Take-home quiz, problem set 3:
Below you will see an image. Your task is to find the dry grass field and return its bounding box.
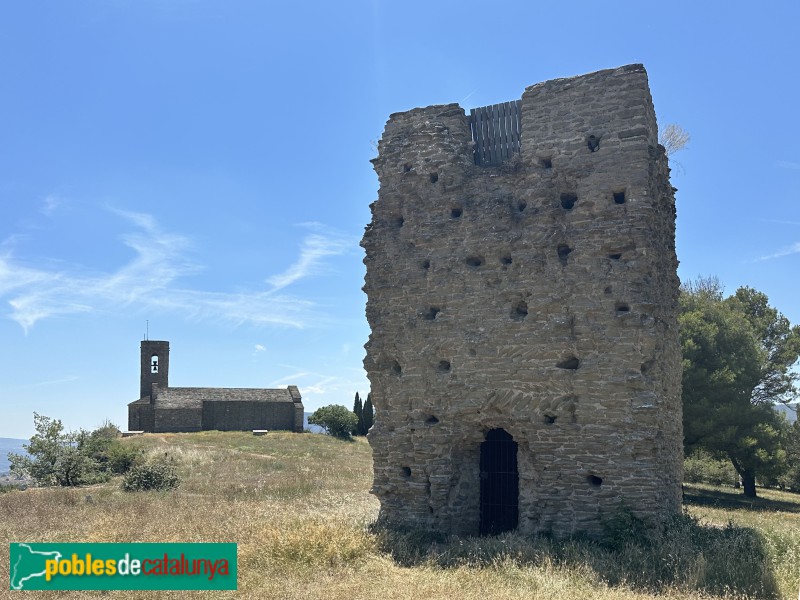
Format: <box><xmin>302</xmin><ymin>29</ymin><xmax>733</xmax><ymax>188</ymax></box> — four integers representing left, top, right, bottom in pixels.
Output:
<box><xmin>1</xmin><ymin>431</ymin><xmax>798</xmax><ymax>599</ymax></box>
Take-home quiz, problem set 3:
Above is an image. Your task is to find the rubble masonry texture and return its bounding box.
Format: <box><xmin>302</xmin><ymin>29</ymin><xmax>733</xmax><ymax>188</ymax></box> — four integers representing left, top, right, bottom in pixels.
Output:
<box><xmin>361</xmin><ymin>64</ymin><xmax>682</xmax><ymax>537</ymax></box>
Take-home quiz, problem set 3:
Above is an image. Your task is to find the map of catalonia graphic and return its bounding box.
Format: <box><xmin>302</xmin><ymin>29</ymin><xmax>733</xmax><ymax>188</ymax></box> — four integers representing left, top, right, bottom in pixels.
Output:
<box><xmin>10</xmin><ymin>544</ymin><xmax>62</xmax><ymax>590</ymax></box>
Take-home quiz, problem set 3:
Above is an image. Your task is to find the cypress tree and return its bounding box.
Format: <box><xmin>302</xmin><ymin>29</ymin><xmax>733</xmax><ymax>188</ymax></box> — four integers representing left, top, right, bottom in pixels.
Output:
<box><xmin>353</xmin><ymin>392</ymin><xmax>364</xmax><ymax>435</ymax></box>
<box><xmin>363</xmin><ymin>393</ymin><xmax>374</xmax><ymax>433</ymax></box>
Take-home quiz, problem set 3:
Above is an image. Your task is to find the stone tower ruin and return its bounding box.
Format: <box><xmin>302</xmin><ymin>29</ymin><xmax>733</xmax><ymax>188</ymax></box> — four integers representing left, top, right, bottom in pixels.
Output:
<box><xmin>361</xmin><ymin>64</ymin><xmax>682</xmax><ymax>537</ymax></box>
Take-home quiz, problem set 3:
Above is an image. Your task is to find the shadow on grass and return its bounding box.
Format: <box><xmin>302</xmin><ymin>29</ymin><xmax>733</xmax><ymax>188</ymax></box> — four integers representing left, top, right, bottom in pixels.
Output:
<box><xmin>683</xmin><ymin>483</ymin><xmax>800</xmax><ymax>513</ymax></box>
<box><xmin>374</xmin><ymin>508</ymin><xmax>781</xmax><ymax>599</ymax></box>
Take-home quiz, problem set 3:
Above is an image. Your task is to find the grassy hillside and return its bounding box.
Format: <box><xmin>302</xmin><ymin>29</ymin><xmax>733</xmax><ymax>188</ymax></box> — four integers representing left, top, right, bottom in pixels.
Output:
<box><xmin>1</xmin><ymin>431</ymin><xmax>798</xmax><ymax>599</ymax></box>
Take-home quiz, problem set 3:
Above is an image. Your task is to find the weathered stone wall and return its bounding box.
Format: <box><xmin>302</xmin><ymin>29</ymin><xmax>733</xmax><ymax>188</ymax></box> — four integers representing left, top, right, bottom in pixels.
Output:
<box><xmin>127</xmin><ymin>401</ymin><xmax>154</xmax><ymax>431</ymax></box>
<box><xmin>362</xmin><ymin>64</ymin><xmax>682</xmax><ymax>537</ymax></box>
<box><xmin>200</xmin><ymin>400</ymin><xmax>296</xmax><ymax>431</ymax></box>
<box><xmin>154</xmin><ymin>407</ymin><xmax>202</xmax><ymax>433</ymax></box>
<box><xmin>288</xmin><ymin>385</ymin><xmax>305</xmax><ymax>433</ymax></box>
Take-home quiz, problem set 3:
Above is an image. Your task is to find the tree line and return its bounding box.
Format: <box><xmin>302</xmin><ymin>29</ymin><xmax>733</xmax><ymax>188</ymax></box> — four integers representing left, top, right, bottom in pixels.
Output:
<box><xmin>680</xmin><ymin>278</ymin><xmax>800</xmax><ymax>497</ymax></box>
<box><xmin>352</xmin><ymin>392</ymin><xmax>374</xmax><ymax>436</ymax></box>
<box><xmin>307</xmin><ymin>393</ymin><xmax>373</xmax><ymax>441</ymax></box>
<box><xmin>7</xmin><ymin>414</ymin><xmax>180</xmax><ymax>491</ymax></box>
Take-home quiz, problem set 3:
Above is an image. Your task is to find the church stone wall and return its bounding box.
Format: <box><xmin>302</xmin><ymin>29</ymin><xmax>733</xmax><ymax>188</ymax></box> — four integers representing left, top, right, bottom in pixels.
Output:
<box><xmin>201</xmin><ymin>400</ymin><xmax>296</xmax><ymax>431</ymax></box>
<box><xmin>127</xmin><ymin>402</ymin><xmax>154</xmax><ymax>432</ymax></box>
<box><xmin>361</xmin><ymin>64</ymin><xmax>682</xmax><ymax>537</ymax></box>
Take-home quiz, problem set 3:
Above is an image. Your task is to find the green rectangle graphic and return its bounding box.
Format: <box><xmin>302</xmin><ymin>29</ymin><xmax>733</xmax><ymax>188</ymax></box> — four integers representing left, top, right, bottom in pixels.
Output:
<box><xmin>9</xmin><ymin>543</ymin><xmax>237</xmax><ymax>590</ymax></box>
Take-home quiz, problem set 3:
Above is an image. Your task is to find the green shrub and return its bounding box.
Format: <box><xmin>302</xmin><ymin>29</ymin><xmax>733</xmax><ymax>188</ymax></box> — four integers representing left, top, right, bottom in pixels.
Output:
<box><xmin>91</xmin><ymin>419</ymin><xmax>121</xmax><ymax>440</ymax></box>
<box><xmin>121</xmin><ymin>460</ymin><xmax>180</xmax><ymax>492</ymax></box>
<box><xmin>106</xmin><ymin>442</ymin><xmax>141</xmax><ymax>475</ymax></box>
<box><xmin>0</xmin><ymin>482</ymin><xmax>26</xmax><ymax>493</ymax></box>
<box><xmin>601</xmin><ymin>503</ymin><xmax>653</xmax><ymax>551</ymax></box>
<box><xmin>9</xmin><ymin>413</ymin><xmax>98</xmax><ymax>486</ymax></box>
<box><xmin>308</xmin><ymin>405</ymin><xmax>358</xmax><ymax>441</ymax></box>
<box><xmin>684</xmin><ymin>450</ymin><xmax>738</xmax><ymax>486</ymax></box>
<box><xmin>80</xmin><ymin>426</ymin><xmax>141</xmax><ymax>478</ymax></box>
<box><xmin>9</xmin><ymin>414</ymin><xmax>142</xmax><ymax>487</ymax></box>
<box><xmin>779</xmin><ymin>419</ymin><xmax>800</xmax><ymax>491</ymax></box>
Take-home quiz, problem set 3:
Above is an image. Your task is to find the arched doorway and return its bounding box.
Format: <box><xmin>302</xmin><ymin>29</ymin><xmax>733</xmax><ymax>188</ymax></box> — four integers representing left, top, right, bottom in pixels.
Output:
<box><xmin>479</xmin><ymin>428</ymin><xmax>519</xmax><ymax>535</ymax></box>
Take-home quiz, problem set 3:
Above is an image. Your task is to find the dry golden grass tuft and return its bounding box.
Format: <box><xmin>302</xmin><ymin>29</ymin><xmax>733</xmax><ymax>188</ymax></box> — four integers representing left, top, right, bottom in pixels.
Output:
<box><xmin>1</xmin><ymin>432</ymin><xmax>798</xmax><ymax>599</ymax></box>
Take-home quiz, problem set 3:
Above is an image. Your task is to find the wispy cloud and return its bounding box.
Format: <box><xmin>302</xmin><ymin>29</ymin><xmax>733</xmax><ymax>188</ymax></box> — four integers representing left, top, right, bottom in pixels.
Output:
<box><xmin>267</xmin><ymin>223</ymin><xmax>352</xmax><ymax>290</ymax></box>
<box><xmin>0</xmin><ymin>209</ymin><xmax>351</xmax><ymax>332</ymax></box>
<box><xmin>15</xmin><ymin>375</ymin><xmax>80</xmax><ymax>389</ymax></box>
<box><xmin>269</xmin><ymin>370</ymin><xmax>313</xmax><ymax>386</ymax></box>
<box><xmin>40</xmin><ymin>194</ymin><xmax>63</xmax><ymax>217</ymax></box>
<box><xmin>269</xmin><ymin>368</ymin><xmax>363</xmax><ymax>398</ymax></box>
<box><xmin>266</xmin><ymin>361</ymin><xmax>370</xmax><ymax>412</ymax></box>
<box><xmin>300</xmin><ymin>377</ymin><xmax>342</xmax><ymax>395</ymax></box>
<box><xmin>777</xmin><ymin>160</ymin><xmax>800</xmax><ymax>170</ymax></box>
<box><xmin>0</xmin><ymin>256</ymin><xmax>52</xmax><ymax>296</ymax></box>
<box><xmin>753</xmin><ymin>241</ymin><xmax>800</xmax><ymax>262</ymax></box>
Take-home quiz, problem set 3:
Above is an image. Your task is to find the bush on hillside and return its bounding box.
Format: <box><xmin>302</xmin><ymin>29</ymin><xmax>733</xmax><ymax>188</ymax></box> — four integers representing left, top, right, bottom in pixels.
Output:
<box><xmin>683</xmin><ymin>450</ymin><xmax>738</xmax><ymax>487</ymax></box>
<box><xmin>121</xmin><ymin>459</ymin><xmax>180</xmax><ymax>492</ymax></box>
<box><xmin>9</xmin><ymin>414</ymin><xmax>140</xmax><ymax>486</ymax></box>
<box><xmin>9</xmin><ymin>414</ymin><xmax>96</xmax><ymax>486</ymax></box>
<box><xmin>309</xmin><ymin>405</ymin><xmax>358</xmax><ymax>441</ymax></box>
<box><xmin>80</xmin><ymin>423</ymin><xmax>142</xmax><ymax>478</ymax></box>
<box><xmin>105</xmin><ymin>442</ymin><xmax>141</xmax><ymax>475</ymax></box>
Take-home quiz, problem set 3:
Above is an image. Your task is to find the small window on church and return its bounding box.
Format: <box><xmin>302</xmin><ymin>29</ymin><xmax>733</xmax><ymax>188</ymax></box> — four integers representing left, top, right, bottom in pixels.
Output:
<box><xmin>151</xmin><ymin>355</ymin><xmax>159</xmax><ymax>374</ymax></box>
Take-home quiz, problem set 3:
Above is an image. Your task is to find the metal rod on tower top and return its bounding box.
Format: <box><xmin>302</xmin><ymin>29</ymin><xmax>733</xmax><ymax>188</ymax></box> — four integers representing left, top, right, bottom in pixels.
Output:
<box><xmin>146</xmin><ymin>320</ymin><xmax>149</xmax><ymax>341</ymax></box>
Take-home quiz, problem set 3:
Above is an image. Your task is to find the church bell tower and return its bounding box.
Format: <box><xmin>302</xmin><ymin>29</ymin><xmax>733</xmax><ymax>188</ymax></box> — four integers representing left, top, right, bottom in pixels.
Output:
<box><xmin>140</xmin><ymin>340</ymin><xmax>169</xmax><ymax>400</ymax></box>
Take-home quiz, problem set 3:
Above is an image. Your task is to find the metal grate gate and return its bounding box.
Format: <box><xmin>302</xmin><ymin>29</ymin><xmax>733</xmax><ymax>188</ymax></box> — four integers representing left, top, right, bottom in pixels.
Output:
<box><xmin>468</xmin><ymin>100</ymin><xmax>522</xmax><ymax>166</ymax></box>
<box><xmin>479</xmin><ymin>428</ymin><xmax>519</xmax><ymax>535</ymax></box>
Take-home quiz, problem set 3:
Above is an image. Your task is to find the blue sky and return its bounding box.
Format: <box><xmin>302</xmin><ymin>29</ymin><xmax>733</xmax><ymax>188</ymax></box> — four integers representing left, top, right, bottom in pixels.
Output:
<box><xmin>1</xmin><ymin>1</ymin><xmax>798</xmax><ymax>438</ymax></box>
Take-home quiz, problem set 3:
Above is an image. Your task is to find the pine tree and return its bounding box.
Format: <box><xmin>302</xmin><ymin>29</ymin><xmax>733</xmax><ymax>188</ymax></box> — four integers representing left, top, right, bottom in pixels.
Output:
<box><xmin>352</xmin><ymin>392</ymin><xmax>364</xmax><ymax>435</ymax></box>
<box><xmin>681</xmin><ymin>279</ymin><xmax>800</xmax><ymax>497</ymax></box>
<box><xmin>363</xmin><ymin>393</ymin><xmax>374</xmax><ymax>434</ymax></box>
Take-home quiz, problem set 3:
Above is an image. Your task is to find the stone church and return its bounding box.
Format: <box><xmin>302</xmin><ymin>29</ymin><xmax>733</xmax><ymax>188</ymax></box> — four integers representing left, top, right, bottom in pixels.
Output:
<box><xmin>362</xmin><ymin>64</ymin><xmax>682</xmax><ymax>537</ymax></box>
<box><xmin>128</xmin><ymin>340</ymin><xmax>304</xmax><ymax>433</ymax></box>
